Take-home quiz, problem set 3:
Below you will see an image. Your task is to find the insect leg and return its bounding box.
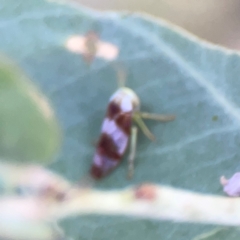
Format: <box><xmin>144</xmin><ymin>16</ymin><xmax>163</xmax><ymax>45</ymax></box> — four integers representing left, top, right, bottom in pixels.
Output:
<box><xmin>127</xmin><ymin>126</ymin><xmax>138</xmax><ymax>179</ymax></box>
<box><xmin>133</xmin><ymin>113</ymin><xmax>155</xmax><ymax>141</ymax></box>
<box><xmin>138</xmin><ymin>112</ymin><xmax>175</xmax><ymax>122</ymax></box>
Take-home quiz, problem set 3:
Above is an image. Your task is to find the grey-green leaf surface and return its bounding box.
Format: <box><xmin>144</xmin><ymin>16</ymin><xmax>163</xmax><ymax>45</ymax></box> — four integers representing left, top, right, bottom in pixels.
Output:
<box><xmin>1</xmin><ymin>0</ymin><xmax>240</xmax><ymax>239</ymax></box>
<box><xmin>0</xmin><ymin>57</ymin><xmax>60</xmax><ymax>164</ymax></box>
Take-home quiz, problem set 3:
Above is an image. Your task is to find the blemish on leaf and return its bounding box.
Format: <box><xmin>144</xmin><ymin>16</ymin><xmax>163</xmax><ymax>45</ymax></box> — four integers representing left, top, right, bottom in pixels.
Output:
<box><xmin>65</xmin><ymin>33</ymin><xmax>119</xmax><ymax>62</ymax></box>
<box><xmin>134</xmin><ymin>184</ymin><xmax>157</xmax><ymax>201</ymax></box>
<box><xmin>212</xmin><ymin>115</ymin><xmax>218</xmax><ymax>121</ymax></box>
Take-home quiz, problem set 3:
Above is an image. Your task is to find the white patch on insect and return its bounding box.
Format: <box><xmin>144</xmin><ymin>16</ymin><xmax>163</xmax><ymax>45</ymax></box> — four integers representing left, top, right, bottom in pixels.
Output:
<box><xmin>102</xmin><ymin>118</ymin><xmax>117</xmax><ymax>134</ymax></box>
<box><xmin>113</xmin><ymin>129</ymin><xmax>128</xmax><ymax>154</ymax></box>
<box><xmin>109</xmin><ymin>87</ymin><xmax>140</xmax><ymax>112</ymax></box>
<box><xmin>93</xmin><ymin>154</ymin><xmax>102</xmax><ymax>166</ymax></box>
<box><xmin>101</xmin><ymin>156</ymin><xmax>119</xmax><ymax>173</ymax></box>
<box><xmin>120</xmin><ymin>97</ymin><xmax>133</xmax><ymax>112</ymax></box>
<box><xmin>102</xmin><ymin>118</ymin><xmax>128</xmax><ymax>154</ymax></box>
<box><xmin>93</xmin><ymin>154</ymin><xmax>119</xmax><ymax>172</ymax></box>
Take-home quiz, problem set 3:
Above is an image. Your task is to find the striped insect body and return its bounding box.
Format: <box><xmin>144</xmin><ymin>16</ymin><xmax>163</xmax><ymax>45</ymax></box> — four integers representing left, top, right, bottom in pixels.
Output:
<box><xmin>90</xmin><ymin>82</ymin><xmax>175</xmax><ymax>180</ymax></box>
<box><xmin>91</xmin><ymin>87</ymin><xmax>140</xmax><ymax>179</ymax></box>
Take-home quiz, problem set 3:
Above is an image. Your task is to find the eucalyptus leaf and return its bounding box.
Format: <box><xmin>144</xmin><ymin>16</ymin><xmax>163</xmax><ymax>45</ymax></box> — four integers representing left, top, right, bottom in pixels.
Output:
<box><xmin>0</xmin><ymin>0</ymin><xmax>240</xmax><ymax>239</ymax></box>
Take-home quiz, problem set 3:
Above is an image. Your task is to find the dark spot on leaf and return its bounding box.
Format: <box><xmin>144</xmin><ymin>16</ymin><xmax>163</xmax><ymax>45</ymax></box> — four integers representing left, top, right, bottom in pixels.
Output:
<box><xmin>212</xmin><ymin>115</ymin><xmax>218</xmax><ymax>121</ymax></box>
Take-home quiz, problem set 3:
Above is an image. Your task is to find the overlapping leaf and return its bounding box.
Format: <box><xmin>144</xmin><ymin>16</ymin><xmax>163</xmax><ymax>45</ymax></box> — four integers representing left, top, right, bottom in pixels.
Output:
<box><xmin>0</xmin><ymin>57</ymin><xmax>60</xmax><ymax>163</ymax></box>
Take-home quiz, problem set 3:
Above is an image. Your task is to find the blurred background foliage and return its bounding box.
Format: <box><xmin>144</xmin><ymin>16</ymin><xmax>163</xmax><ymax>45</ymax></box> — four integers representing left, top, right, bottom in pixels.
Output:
<box><xmin>73</xmin><ymin>0</ymin><xmax>240</xmax><ymax>50</ymax></box>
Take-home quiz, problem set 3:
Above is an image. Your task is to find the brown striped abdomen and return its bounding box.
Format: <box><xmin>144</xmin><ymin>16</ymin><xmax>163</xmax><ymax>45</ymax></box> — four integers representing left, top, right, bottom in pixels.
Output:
<box><xmin>90</xmin><ymin>87</ymin><xmax>139</xmax><ymax>179</ymax></box>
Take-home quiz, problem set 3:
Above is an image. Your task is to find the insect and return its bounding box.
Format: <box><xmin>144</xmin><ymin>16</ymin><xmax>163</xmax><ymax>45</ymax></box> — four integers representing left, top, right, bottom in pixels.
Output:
<box><xmin>90</xmin><ymin>69</ymin><xmax>175</xmax><ymax>179</ymax></box>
